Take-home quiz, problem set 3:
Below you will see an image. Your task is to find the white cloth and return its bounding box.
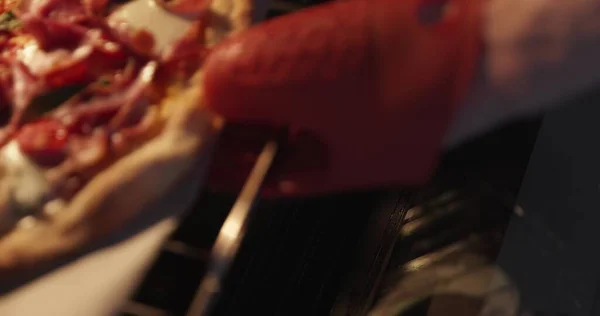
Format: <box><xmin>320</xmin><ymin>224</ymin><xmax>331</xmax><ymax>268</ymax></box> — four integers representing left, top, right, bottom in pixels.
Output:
<box><xmin>445</xmin><ymin>0</ymin><xmax>600</xmax><ymax>147</ymax></box>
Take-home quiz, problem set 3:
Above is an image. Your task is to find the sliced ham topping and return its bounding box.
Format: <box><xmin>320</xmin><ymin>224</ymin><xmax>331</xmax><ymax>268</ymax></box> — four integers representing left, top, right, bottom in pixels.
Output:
<box><xmin>0</xmin><ymin>58</ymin><xmax>11</xmax><ymax>107</ymax></box>
<box><xmin>16</xmin><ymin>60</ymin><xmax>156</xmax><ymax>169</ymax></box>
<box><xmin>10</xmin><ymin>60</ymin><xmax>41</xmax><ymax>113</ymax></box>
<box><xmin>17</xmin><ymin>0</ymin><xmax>87</xmax><ymax>23</ymax></box>
<box><xmin>82</xmin><ymin>0</ymin><xmax>108</xmax><ymax>15</ymax></box>
<box><xmin>53</xmin><ymin>61</ymin><xmax>157</xmax><ymax>129</ymax></box>
<box><xmin>19</xmin><ymin>16</ymin><xmax>87</xmax><ymax>50</ymax></box>
<box><xmin>156</xmin><ymin>0</ymin><xmax>211</xmax><ymax>17</ymax></box>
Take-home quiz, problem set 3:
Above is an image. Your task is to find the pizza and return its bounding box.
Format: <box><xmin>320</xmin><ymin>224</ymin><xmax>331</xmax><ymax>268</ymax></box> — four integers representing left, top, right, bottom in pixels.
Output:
<box><xmin>0</xmin><ymin>0</ymin><xmax>252</xmax><ymax>275</ymax></box>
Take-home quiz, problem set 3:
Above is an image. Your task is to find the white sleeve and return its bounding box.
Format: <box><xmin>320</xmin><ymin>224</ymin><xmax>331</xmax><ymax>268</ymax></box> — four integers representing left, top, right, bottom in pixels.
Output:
<box><xmin>445</xmin><ymin>0</ymin><xmax>600</xmax><ymax>147</ymax></box>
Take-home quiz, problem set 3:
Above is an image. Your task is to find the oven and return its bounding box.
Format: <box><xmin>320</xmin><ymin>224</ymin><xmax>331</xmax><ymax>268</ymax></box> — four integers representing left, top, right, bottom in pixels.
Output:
<box><xmin>120</xmin><ymin>1</ymin><xmax>546</xmax><ymax>315</ymax></box>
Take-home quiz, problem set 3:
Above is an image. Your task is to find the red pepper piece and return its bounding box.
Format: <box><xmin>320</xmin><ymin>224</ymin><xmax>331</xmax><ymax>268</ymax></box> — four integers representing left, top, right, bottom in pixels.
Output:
<box><xmin>16</xmin><ymin>119</ymin><xmax>69</xmax><ymax>166</ymax></box>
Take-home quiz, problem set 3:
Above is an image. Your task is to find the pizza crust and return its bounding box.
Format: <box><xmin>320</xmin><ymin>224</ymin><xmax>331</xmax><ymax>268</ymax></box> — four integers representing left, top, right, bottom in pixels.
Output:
<box><xmin>0</xmin><ymin>0</ymin><xmax>253</xmax><ymax>277</ymax></box>
<box><xmin>206</xmin><ymin>0</ymin><xmax>253</xmax><ymax>46</ymax></box>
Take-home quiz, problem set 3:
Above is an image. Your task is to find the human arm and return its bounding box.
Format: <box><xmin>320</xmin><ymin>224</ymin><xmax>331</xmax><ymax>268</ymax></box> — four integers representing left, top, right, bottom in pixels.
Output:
<box><xmin>204</xmin><ymin>0</ymin><xmax>600</xmax><ymax>196</ymax></box>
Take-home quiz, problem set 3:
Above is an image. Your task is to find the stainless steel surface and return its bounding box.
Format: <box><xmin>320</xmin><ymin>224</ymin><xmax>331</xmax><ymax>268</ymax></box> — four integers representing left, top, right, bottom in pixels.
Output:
<box><xmin>186</xmin><ymin>141</ymin><xmax>278</xmax><ymax>316</ymax></box>
<box><xmin>494</xmin><ymin>92</ymin><xmax>600</xmax><ymax>316</ymax></box>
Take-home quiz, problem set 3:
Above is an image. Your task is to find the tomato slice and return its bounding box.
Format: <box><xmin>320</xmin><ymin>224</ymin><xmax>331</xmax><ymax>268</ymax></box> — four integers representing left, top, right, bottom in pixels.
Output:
<box><xmin>16</xmin><ymin>119</ymin><xmax>69</xmax><ymax>166</ymax></box>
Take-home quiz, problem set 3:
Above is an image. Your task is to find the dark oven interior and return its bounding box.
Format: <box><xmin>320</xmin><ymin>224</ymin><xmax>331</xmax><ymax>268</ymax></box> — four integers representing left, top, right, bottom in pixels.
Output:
<box><xmin>121</xmin><ymin>1</ymin><xmax>545</xmax><ymax>315</ymax></box>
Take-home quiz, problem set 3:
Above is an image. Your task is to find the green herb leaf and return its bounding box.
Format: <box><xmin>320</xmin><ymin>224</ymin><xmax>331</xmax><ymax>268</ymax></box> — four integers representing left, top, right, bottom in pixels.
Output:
<box><xmin>99</xmin><ymin>78</ymin><xmax>111</xmax><ymax>86</ymax></box>
<box><xmin>0</xmin><ymin>11</ymin><xmax>20</xmax><ymax>31</ymax></box>
<box><xmin>23</xmin><ymin>84</ymin><xmax>86</xmax><ymax>122</ymax></box>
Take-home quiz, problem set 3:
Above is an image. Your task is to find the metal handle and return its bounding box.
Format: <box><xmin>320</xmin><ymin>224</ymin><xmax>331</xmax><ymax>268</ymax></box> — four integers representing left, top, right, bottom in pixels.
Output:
<box><xmin>186</xmin><ymin>141</ymin><xmax>278</xmax><ymax>316</ymax></box>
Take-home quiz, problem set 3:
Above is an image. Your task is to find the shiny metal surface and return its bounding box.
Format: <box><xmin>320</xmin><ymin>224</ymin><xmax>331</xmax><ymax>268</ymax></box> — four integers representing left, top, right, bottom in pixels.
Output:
<box><xmin>186</xmin><ymin>141</ymin><xmax>278</xmax><ymax>316</ymax></box>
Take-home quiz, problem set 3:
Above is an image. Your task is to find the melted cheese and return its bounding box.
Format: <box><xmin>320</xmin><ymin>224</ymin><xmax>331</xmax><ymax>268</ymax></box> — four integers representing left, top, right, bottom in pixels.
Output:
<box><xmin>108</xmin><ymin>0</ymin><xmax>195</xmax><ymax>56</ymax></box>
<box><xmin>1</xmin><ymin>141</ymin><xmax>51</xmax><ymax>212</ymax></box>
<box><xmin>16</xmin><ymin>40</ymin><xmax>92</xmax><ymax>76</ymax></box>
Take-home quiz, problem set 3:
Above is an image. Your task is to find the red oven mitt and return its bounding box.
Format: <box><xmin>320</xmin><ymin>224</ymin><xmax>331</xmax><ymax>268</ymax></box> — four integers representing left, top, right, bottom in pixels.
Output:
<box><xmin>203</xmin><ymin>0</ymin><xmax>483</xmax><ymax>197</ymax></box>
